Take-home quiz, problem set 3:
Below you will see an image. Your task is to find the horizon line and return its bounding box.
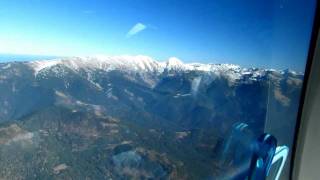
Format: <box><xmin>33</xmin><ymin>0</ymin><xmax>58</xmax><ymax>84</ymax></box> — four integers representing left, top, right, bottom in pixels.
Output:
<box><xmin>0</xmin><ymin>53</ymin><xmax>304</xmax><ymax>73</ymax></box>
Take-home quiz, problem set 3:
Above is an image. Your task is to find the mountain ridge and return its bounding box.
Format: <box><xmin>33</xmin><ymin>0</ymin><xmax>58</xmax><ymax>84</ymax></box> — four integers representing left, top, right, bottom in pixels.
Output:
<box><xmin>21</xmin><ymin>55</ymin><xmax>302</xmax><ymax>83</ymax></box>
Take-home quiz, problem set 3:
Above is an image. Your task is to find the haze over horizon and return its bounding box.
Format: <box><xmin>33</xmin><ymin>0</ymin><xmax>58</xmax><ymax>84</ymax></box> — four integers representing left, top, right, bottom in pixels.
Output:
<box><xmin>0</xmin><ymin>0</ymin><xmax>317</xmax><ymax>71</ymax></box>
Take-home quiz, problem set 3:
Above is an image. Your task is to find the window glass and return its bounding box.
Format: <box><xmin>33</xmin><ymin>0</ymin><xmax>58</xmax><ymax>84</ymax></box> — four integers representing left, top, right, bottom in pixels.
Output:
<box><xmin>0</xmin><ymin>0</ymin><xmax>316</xmax><ymax>179</ymax></box>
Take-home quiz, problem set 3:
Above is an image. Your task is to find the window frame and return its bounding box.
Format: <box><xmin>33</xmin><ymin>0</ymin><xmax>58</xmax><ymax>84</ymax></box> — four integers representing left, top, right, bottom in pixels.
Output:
<box><xmin>290</xmin><ymin>1</ymin><xmax>320</xmax><ymax>179</ymax></box>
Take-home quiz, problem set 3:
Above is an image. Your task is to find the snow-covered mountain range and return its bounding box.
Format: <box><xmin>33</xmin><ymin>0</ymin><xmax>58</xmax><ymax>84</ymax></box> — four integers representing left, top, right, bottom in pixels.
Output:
<box><xmin>25</xmin><ymin>55</ymin><xmax>301</xmax><ymax>83</ymax></box>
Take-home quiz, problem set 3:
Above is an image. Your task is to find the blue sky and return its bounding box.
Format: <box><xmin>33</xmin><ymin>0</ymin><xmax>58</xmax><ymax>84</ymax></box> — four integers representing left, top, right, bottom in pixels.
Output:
<box><xmin>0</xmin><ymin>0</ymin><xmax>316</xmax><ymax>71</ymax></box>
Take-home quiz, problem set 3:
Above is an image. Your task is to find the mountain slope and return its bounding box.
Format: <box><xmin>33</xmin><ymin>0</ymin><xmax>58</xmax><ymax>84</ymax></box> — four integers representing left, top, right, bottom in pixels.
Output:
<box><xmin>0</xmin><ymin>56</ymin><xmax>303</xmax><ymax>179</ymax></box>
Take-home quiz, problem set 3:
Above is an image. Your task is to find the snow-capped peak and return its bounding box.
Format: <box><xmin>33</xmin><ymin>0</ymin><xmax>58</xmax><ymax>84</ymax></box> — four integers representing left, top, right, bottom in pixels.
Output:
<box><xmin>166</xmin><ymin>57</ymin><xmax>183</xmax><ymax>66</ymax></box>
<box><xmin>164</xmin><ymin>57</ymin><xmax>194</xmax><ymax>71</ymax></box>
<box><xmin>28</xmin><ymin>59</ymin><xmax>62</xmax><ymax>75</ymax></box>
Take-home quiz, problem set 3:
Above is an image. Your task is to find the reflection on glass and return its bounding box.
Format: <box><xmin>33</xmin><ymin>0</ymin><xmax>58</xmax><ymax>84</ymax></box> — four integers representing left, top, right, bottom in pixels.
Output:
<box><xmin>0</xmin><ymin>0</ymin><xmax>316</xmax><ymax>179</ymax></box>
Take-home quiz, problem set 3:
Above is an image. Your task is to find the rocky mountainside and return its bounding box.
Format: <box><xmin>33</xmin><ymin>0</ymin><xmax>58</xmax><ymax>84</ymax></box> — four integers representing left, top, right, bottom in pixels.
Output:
<box><xmin>0</xmin><ymin>56</ymin><xmax>303</xmax><ymax>179</ymax></box>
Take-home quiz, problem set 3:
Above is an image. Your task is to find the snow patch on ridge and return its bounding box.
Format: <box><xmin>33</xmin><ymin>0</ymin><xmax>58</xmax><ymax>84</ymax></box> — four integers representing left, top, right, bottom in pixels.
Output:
<box><xmin>191</xmin><ymin>77</ymin><xmax>202</xmax><ymax>96</ymax></box>
<box><xmin>28</xmin><ymin>59</ymin><xmax>61</xmax><ymax>75</ymax></box>
<box><xmin>2</xmin><ymin>63</ymin><xmax>11</xmax><ymax>70</ymax></box>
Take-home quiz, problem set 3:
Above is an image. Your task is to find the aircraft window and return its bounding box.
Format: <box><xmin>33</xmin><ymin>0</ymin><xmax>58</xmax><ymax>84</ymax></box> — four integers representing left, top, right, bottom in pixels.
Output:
<box><xmin>0</xmin><ymin>0</ymin><xmax>317</xmax><ymax>179</ymax></box>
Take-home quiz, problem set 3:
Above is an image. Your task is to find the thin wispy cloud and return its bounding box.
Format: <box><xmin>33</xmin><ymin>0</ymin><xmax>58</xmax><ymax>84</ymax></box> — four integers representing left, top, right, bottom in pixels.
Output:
<box><xmin>82</xmin><ymin>10</ymin><xmax>95</xmax><ymax>14</ymax></box>
<box><xmin>126</xmin><ymin>23</ymin><xmax>147</xmax><ymax>38</ymax></box>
